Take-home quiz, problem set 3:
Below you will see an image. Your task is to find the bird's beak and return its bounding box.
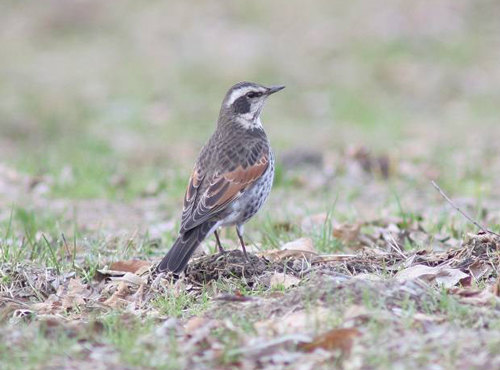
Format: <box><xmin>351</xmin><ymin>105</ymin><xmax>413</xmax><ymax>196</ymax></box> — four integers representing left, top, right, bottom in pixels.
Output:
<box><xmin>266</xmin><ymin>85</ymin><xmax>286</xmax><ymax>95</ymax></box>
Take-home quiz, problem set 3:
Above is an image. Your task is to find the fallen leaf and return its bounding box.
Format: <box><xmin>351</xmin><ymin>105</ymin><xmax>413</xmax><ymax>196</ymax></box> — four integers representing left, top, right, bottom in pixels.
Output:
<box><xmin>298</xmin><ymin>328</ymin><xmax>361</xmax><ymax>355</ymax></box>
<box><xmin>29</xmin><ymin>295</ymin><xmax>58</xmax><ymax>314</ymax></box>
<box><xmin>468</xmin><ymin>261</ymin><xmax>492</xmax><ymax>281</ymax></box>
<box><xmin>66</xmin><ymin>277</ymin><xmax>88</xmax><ymax>294</ymax></box>
<box><xmin>435</xmin><ymin>269</ymin><xmax>469</xmax><ymax>288</ymax></box>
<box><xmin>396</xmin><ymin>264</ymin><xmax>468</xmax><ymax>288</ymax></box>
<box><xmin>333</xmin><ymin>223</ymin><xmax>361</xmax><ymax>245</ymax></box>
<box><xmin>30</xmin><ymin>278</ymin><xmax>90</xmax><ymax>315</ymax></box>
<box><xmin>262</xmin><ymin>238</ymin><xmax>317</xmax><ymax>261</ymax></box>
<box><xmin>111</xmin><ymin>272</ymin><xmax>145</xmax><ymax>286</ymax></box>
<box><xmin>61</xmin><ymin>278</ymin><xmax>89</xmax><ymax>310</ymax></box>
<box><xmin>270</xmin><ymin>272</ymin><xmax>301</xmax><ymax>289</ymax></box>
<box><xmin>109</xmin><ymin>260</ymin><xmax>151</xmax><ymax>274</ymax></box>
<box><xmin>103</xmin><ymin>282</ymin><xmax>132</xmax><ymax>309</ymax></box>
<box><xmin>282</xmin><ymin>237</ymin><xmax>316</xmax><ymax>254</ymax></box>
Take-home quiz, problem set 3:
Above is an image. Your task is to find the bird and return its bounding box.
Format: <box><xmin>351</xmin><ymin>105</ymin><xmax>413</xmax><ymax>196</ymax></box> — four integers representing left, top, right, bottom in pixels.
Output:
<box><xmin>157</xmin><ymin>81</ymin><xmax>285</xmax><ymax>274</ymax></box>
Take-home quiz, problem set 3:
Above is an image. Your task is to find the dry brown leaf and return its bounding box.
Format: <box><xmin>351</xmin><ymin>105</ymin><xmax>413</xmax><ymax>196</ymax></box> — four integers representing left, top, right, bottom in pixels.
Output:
<box><xmin>30</xmin><ymin>295</ymin><xmax>61</xmax><ymax>314</ymax></box>
<box><xmin>66</xmin><ymin>278</ymin><xmax>88</xmax><ymax>295</ymax></box>
<box><xmin>282</xmin><ymin>237</ymin><xmax>316</xmax><ymax>254</ymax></box>
<box><xmin>262</xmin><ymin>237</ymin><xmax>317</xmax><ymax>261</ymax></box>
<box><xmin>103</xmin><ymin>282</ymin><xmax>132</xmax><ymax>309</ymax></box>
<box><xmin>30</xmin><ymin>278</ymin><xmax>90</xmax><ymax>314</ymax></box>
<box><xmin>333</xmin><ymin>223</ymin><xmax>362</xmax><ymax>245</ymax></box>
<box><xmin>61</xmin><ymin>278</ymin><xmax>89</xmax><ymax>310</ymax></box>
<box><xmin>109</xmin><ymin>260</ymin><xmax>151</xmax><ymax>274</ymax></box>
<box><xmin>269</xmin><ymin>272</ymin><xmax>301</xmax><ymax>289</ymax></box>
<box><xmin>468</xmin><ymin>261</ymin><xmax>492</xmax><ymax>281</ymax></box>
<box><xmin>298</xmin><ymin>328</ymin><xmax>361</xmax><ymax>355</ymax></box>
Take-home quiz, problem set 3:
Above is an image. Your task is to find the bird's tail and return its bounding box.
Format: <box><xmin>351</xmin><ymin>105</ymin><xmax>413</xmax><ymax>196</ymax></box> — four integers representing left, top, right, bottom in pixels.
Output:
<box><xmin>157</xmin><ymin>221</ymin><xmax>216</xmax><ymax>274</ymax></box>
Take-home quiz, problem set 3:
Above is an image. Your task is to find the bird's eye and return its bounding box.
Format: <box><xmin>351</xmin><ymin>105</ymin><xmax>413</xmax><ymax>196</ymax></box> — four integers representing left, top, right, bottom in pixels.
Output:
<box><xmin>247</xmin><ymin>92</ymin><xmax>258</xmax><ymax>98</ymax></box>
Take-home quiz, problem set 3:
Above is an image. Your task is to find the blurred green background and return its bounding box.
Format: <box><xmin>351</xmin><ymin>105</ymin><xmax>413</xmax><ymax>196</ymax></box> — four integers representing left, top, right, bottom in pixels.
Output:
<box><xmin>1</xmin><ymin>0</ymin><xmax>500</xmax><ymax>201</ymax></box>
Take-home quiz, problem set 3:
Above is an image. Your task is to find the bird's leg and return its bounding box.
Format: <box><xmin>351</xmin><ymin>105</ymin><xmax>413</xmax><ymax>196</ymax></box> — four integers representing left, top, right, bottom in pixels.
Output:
<box><xmin>236</xmin><ymin>225</ymin><xmax>251</xmax><ymax>262</ymax></box>
<box><xmin>214</xmin><ymin>230</ymin><xmax>225</xmax><ymax>254</ymax></box>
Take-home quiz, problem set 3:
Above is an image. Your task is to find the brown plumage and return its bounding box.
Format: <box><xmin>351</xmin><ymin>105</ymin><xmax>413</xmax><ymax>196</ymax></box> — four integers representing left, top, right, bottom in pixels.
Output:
<box><xmin>157</xmin><ymin>81</ymin><xmax>284</xmax><ymax>274</ymax></box>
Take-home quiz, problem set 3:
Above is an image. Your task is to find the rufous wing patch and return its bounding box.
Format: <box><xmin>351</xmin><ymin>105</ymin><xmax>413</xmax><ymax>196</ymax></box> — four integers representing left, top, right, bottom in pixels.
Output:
<box><xmin>180</xmin><ymin>151</ymin><xmax>269</xmax><ymax>231</ymax></box>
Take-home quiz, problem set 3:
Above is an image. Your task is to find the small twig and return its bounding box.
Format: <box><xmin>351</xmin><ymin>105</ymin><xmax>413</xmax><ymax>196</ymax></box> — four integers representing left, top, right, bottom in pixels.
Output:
<box><xmin>431</xmin><ymin>181</ymin><xmax>500</xmax><ymax>238</ymax></box>
<box><xmin>387</xmin><ymin>232</ymin><xmax>408</xmax><ymax>259</ymax></box>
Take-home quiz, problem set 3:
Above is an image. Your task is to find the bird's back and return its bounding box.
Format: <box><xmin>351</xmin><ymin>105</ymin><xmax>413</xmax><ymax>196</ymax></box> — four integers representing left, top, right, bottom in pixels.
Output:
<box><xmin>189</xmin><ymin>123</ymin><xmax>270</xmax><ymax>211</ymax></box>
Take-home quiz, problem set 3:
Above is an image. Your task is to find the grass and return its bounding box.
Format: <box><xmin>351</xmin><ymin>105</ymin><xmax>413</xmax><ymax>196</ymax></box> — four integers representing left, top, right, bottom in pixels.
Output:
<box><xmin>154</xmin><ymin>288</ymin><xmax>212</xmax><ymax>318</ymax></box>
<box><xmin>0</xmin><ymin>315</ymin><xmax>185</xmax><ymax>370</ymax></box>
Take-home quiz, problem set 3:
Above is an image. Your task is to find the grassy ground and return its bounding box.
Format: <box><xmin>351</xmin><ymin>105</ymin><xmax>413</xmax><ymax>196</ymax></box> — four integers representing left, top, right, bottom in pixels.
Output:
<box><xmin>1</xmin><ymin>1</ymin><xmax>500</xmax><ymax>369</ymax></box>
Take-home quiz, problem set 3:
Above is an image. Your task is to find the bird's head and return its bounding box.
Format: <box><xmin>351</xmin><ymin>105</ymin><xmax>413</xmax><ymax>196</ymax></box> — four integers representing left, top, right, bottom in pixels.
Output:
<box><xmin>220</xmin><ymin>81</ymin><xmax>285</xmax><ymax>128</ymax></box>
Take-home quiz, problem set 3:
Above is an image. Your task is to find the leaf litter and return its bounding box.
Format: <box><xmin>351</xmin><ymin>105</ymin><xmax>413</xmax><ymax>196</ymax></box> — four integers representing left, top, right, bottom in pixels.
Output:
<box><xmin>2</xmin><ymin>209</ymin><xmax>500</xmax><ymax>369</ymax></box>
<box><xmin>2</xmin><ymin>231</ymin><xmax>500</xmax><ymax>312</ymax></box>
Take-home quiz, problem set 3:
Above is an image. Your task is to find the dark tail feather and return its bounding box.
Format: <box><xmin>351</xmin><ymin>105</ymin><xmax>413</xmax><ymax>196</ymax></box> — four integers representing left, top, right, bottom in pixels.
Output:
<box><xmin>157</xmin><ymin>221</ymin><xmax>216</xmax><ymax>274</ymax></box>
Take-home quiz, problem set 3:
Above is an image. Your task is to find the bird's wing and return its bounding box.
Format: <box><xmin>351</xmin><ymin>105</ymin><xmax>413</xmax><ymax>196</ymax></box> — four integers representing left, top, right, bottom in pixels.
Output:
<box><xmin>180</xmin><ymin>146</ymin><xmax>269</xmax><ymax>232</ymax></box>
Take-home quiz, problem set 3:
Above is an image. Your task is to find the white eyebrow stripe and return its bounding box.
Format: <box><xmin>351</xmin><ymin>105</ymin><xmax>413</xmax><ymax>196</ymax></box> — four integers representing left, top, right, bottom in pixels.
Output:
<box><xmin>226</xmin><ymin>86</ymin><xmax>267</xmax><ymax>107</ymax></box>
<box><xmin>226</xmin><ymin>87</ymin><xmax>253</xmax><ymax>107</ymax></box>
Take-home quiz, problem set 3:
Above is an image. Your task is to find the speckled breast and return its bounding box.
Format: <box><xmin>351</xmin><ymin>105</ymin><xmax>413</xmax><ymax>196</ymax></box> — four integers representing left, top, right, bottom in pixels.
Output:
<box><xmin>222</xmin><ymin>151</ymin><xmax>275</xmax><ymax>226</ymax></box>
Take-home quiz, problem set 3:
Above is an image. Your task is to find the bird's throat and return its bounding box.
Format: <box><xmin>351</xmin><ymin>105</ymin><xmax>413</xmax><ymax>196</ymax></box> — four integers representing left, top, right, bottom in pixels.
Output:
<box><xmin>236</xmin><ymin>116</ymin><xmax>263</xmax><ymax>130</ymax></box>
